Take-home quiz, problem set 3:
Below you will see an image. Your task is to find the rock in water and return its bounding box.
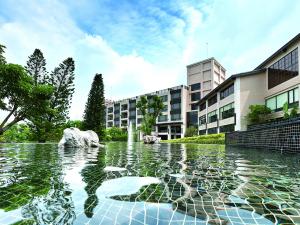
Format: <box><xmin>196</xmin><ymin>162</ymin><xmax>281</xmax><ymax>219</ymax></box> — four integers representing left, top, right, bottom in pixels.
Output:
<box><xmin>143</xmin><ymin>135</ymin><xmax>161</xmax><ymax>144</ymax></box>
<box><xmin>58</xmin><ymin>127</ymin><xmax>102</xmax><ymax>148</ymax></box>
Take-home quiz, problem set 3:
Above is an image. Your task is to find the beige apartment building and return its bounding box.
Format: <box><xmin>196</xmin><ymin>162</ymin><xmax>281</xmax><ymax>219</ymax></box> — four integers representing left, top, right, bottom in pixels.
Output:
<box><xmin>106</xmin><ymin>58</ymin><xmax>226</xmax><ymax>140</ymax></box>
<box><xmin>198</xmin><ymin>33</ymin><xmax>300</xmax><ymax>134</ymax></box>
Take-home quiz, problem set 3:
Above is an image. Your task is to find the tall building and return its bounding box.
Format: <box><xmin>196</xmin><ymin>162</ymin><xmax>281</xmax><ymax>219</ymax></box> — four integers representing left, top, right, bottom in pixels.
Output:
<box><xmin>106</xmin><ymin>58</ymin><xmax>225</xmax><ymax>140</ymax></box>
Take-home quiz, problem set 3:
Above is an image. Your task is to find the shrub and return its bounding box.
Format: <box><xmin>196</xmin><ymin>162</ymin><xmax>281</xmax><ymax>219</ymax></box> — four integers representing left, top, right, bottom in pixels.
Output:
<box><xmin>247</xmin><ymin>105</ymin><xmax>271</xmax><ymax>124</ymax></box>
<box><xmin>104</xmin><ymin>127</ymin><xmax>128</xmax><ymax>141</ymax></box>
<box><xmin>185</xmin><ymin>127</ymin><xmax>198</xmax><ymax>137</ymax></box>
<box><xmin>162</xmin><ymin>133</ymin><xmax>225</xmax><ymax>144</ymax></box>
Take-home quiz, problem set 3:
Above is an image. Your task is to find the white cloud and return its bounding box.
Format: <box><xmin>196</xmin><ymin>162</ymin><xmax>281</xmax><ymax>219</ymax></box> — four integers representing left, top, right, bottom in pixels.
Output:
<box><xmin>0</xmin><ymin>0</ymin><xmax>184</xmax><ymax>120</ymax></box>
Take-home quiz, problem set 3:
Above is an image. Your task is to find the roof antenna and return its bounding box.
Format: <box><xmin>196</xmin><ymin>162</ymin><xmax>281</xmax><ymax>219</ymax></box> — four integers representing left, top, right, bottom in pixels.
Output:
<box><xmin>206</xmin><ymin>42</ymin><xmax>209</xmax><ymax>58</ymax></box>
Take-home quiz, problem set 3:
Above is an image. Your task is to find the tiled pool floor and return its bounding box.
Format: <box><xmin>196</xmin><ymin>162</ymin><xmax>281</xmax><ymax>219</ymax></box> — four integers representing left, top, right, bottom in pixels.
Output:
<box><xmin>0</xmin><ymin>143</ymin><xmax>299</xmax><ymax>224</ymax></box>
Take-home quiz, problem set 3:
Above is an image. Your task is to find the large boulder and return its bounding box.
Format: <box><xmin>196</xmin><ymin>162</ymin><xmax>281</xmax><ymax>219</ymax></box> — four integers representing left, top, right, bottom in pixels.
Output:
<box><xmin>58</xmin><ymin>127</ymin><xmax>103</xmax><ymax>148</ymax></box>
<box><xmin>143</xmin><ymin>135</ymin><xmax>161</xmax><ymax>144</ymax></box>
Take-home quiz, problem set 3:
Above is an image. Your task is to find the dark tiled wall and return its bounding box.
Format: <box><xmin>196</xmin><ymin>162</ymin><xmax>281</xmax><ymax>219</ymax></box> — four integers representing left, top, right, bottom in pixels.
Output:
<box><xmin>226</xmin><ymin>120</ymin><xmax>300</xmax><ymax>153</ymax></box>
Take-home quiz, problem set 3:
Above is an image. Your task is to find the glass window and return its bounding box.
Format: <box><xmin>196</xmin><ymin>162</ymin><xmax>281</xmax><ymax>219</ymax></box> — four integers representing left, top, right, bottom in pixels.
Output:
<box><xmin>199</xmin><ymin>102</ymin><xmax>206</xmax><ymax>111</ymax></box>
<box><xmin>191</xmin><ymin>92</ymin><xmax>201</xmax><ymax>101</ymax></box>
<box><xmin>191</xmin><ymin>103</ymin><xmax>198</xmax><ymax>110</ymax></box>
<box><xmin>208</xmin><ymin>110</ymin><xmax>218</xmax><ymax>123</ymax></box>
<box><xmin>220</xmin><ymin>84</ymin><xmax>234</xmax><ymax>100</ymax></box>
<box><xmin>276</xmin><ymin>92</ymin><xmax>288</xmax><ymax>109</ymax></box>
<box><xmin>158</xmin><ymin>115</ymin><xmax>168</xmax><ymax>122</ymax></box>
<box><xmin>190</xmin><ymin>83</ymin><xmax>201</xmax><ymax>91</ymax></box>
<box><xmin>208</xmin><ymin>95</ymin><xmax>217</xmax><ymax>107</ymax></box>
<box><xmin>268</xmin><ymin>48</ymin><xmax>298</xmax><ymax>89</ymax></box>
<box><xmin>266</xmin><ymin>97</ymin><xmax>276</xmax><ymax>111</ymax></box>
<box><xmin>219</xmin><ymin>102</ymin><xmax>234</xmax><ymax>119</ymax></box>
<box><xmin>160</xmin><ymin>95</ymin><xmax>168</xmax><ymax>102</ymax></box>
<box><xmin>199</xmin><ymin>115</ymin><xmax>206</xmax><ymax>125</ymax></box>
<box><xmin>171</xmin><ymin>114</ymin><xmax>181</xmax><ymax>121</ymax></box>
<box><xmin>171</xmin><ymin>103</ymin><xmax>181</xmax><ymax>109</ymax></box>
<box><xmin>266</xmin><ymin>87</ymin><xmax>299</xmax><ymax>111</ymax></box>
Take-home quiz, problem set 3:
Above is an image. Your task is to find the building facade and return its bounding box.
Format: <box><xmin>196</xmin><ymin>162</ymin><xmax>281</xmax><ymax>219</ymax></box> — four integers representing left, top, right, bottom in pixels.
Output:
<box><xmin>198</xmin><ymin>33</ymin><xmax>300</xmax><ymax>134</ymax></box>
<box><xmin>106</xmin><ymin>58</ymin><xmax>225</xmax><ymax>140</ymax></box>
<box><xmin>106</xmin><ymin>33</ymin><xmax>300</xmax><ymax>138</ymax></box>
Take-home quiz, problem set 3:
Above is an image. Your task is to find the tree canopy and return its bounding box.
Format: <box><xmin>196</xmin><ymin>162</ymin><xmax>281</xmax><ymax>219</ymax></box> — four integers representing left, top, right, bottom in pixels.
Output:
<box><xmin>0</xmin><ymin>63</ymin><xmax>53</xmax><ymax>135</ymax></box>
<box><xmin>136</xmin><ymin>95</ymin><xmax>164</xmax><ymax>135</ymax></box>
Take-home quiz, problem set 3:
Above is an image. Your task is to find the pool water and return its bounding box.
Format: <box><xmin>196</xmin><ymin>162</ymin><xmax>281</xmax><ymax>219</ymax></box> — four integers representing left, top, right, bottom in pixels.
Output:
<box><xmin>0</xmin><ymin>142</ymin><xmax>299</xmax><ymax>225</ymax></box>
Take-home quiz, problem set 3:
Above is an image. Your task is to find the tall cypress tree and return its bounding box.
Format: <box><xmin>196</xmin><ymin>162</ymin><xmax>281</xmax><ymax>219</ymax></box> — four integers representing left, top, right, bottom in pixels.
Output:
<box><xmin>83</xmin><ymin>73</ymin><xmax>105</xmax><ymax>139</ymax></box>
<box><xmin>25</xmin><ymin>49</ymin><xmax>48</xmax><ymax>85</ymax></box>
<box><xmin>0</xmin><ymin>44</ymin><xmax>6</xmax><ymax>65</ymax></box>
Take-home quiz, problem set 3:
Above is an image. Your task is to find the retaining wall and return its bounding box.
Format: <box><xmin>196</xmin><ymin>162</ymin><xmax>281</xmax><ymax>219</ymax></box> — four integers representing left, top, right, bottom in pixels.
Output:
<box><xmin>225</xmin><ymin>118</ymin><xmax>300</xmax><ymax>153</ymax></box>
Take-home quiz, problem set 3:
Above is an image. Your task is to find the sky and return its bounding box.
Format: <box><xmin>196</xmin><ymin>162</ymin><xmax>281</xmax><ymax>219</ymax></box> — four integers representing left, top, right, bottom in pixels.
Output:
<box><xmin>0</xmin><ymin>0</ymin><xmax>299</xmax><ymax>119</ymax></box>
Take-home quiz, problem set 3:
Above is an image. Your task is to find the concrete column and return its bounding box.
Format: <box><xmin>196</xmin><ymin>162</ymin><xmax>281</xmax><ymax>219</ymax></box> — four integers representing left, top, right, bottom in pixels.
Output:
<box><xmin>168</xmin><ymin>125</ymin><xmax>171</xmax><ymax>140</ymax></box>
<box><xmin>234</xmin><ymin>78</ymin><xmax>242</xmax><ymax>131</ymax></box>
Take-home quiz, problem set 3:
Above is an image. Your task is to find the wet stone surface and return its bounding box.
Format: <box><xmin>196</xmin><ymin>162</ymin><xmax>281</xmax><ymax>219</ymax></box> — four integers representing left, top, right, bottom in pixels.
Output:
<box><xmin>0</xmin><ymin>142</ymin><xmax>299</xmax><ymax>224</ymax></box>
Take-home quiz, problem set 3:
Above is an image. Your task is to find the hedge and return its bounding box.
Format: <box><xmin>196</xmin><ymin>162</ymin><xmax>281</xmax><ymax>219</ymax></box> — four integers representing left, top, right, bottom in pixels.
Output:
<box><xmin>161</xmin><ymin>133</ymin><xmax>225</xmax><ymax>144</ymax></box>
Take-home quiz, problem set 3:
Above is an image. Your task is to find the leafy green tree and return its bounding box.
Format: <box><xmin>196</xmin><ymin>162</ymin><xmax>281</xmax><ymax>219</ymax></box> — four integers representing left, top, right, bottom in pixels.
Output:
<box><xmin>136</xmin><ymin>95</ymin><xmax>164</xmax><ymax>135</ymax></box>
<box><xmin>0</xmin><ymin>64</ymin><xmax>53</xmax><ymax>135</ymax></box>
<box><xmin>0</xmin><ymin>44</ymin><xmax>6</xmax><ymax>65</ymax></box>
<box><xmin>25</xmin><ymin>49</ymin><xmax>48</xmax><ymax>85</ymax></box>
<box><xmin>247</xmin><ymin>104</ymin><xmax>271</xmax><ymax>124</ymax></box>
<box><xmin>82</xmin><ymin>74</ymin><xmax>105</xmax><ymax>139</ymax></box>
<box><xmin>1</xmin><ymin>124</ymin><xmax>32</xmax><ymax>143</ymax></box>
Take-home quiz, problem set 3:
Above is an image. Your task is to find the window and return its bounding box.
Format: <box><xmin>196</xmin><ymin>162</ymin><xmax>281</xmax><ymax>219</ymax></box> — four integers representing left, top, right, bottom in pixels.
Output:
<box><xmin>191</xmin><ymin>103</ymin><xmax>198</xmax><ymax>110</ymax></box>
<box><xmin>199</xmin><ymin>129</ymin><xmax>206</xmax><ymax>135</ymax></box>
<box><xmin>191</xmin><ymin>92</ymin><xmax>201</xmax><ymax>101</ymax></box>
<box><xmin>160</xmin><ymin>95</ymin><xmax>168</xmax><ymax>102</ymax></box>
<box><xmin>171</xmin><ymin>103</ymin><xmax>181</xmax><ymax>110</ymax></box>
<box><xmin>266</xmin><ymin>87</ymin><xmax>299</xmax><ymax>112</ymax></box>
<box><xmin>162</xmin><ymin>104</ymin><xmax>168</xmax><ymax>112</ymax></box>
<box><xmin>108</xmin><ymin>114</ymin><xmax>113</xmax><ymax>120</ymax></box>
<box><xmin>199</xmin><ymin>102</ymin><xmax>206</xmax><ymax>111</ymax></box>
<box><xmin>171</xmin><ymin>92</ymin><xmax>181</xmax><ymax>99</ymax></box>
<box><xmin>158</xmin><ymin>126</ymin><xmax>168</xmax><ymax>133</ymax></box>
<box><xmin>137</xmin><ymin>118</ymin><xmax>142</xmax><ymax>124</ymax></box>
<box><xmin>208</xmin><ymin>95</ymin><xmax>217</xmax><ymax>107</ymax></box>
<box><xmin>207</xmin><ymin>127</ymin><xmax>217</xmax><ymax>134</ymax></box>
<box><xmin>220</xmin><ymin>84</ymin><xmax>234</xmax><ymax>100</ymax></box>
<box><xmin>220</xmin><ymin>124</ymin><xmax>235</xmax><ymax>133</ymax></box>
<box><xmin>219</xmin><ymin>102</ymin><xmax>234</xmax><ymax>119</ymax></box>
<box><xmin>199</xmin><ymin>115</ymin><xmax>206</xmax><ymax>125</ymax></box>
<box><xmin>208</xmin><ymin>110</ymin><xmax>218</xmax><ymax>123</ymax></box>
<box><xmin>190</xmin><ymin>83</ymin><xmax>201</xmax><ymax>91</ymax></box>
<box><xmin>108</xmin><ymin>107</ymin><xmax>113</xmax><ymax>113</ymax></box>
<box><xmin>171</xmin><ymin>114</ymin><xmax>181</xmax><ymax>121</ymax></box>
<box><xmin>268</xmin><ymin>48</ymin><xmax>298</xmax><ymax>89</ymax></box>
<box><xmin>129</xmin><ymin>111</ymin><xmax>136</xmax><ymax>116</ymax></box>
<box><xmin>158</xmin><ymin>115</ymin><xmax>168</xmax><ymax>122</ymax></box>
<box><xmin>187</xmin><ymin>111</ymin><xmax>198</xmax><ymax>127</ymax></box>
<box><xmin>121</xmin><ymin>104</ymin><xmax>128</xmax><ymax>111</ymax></box>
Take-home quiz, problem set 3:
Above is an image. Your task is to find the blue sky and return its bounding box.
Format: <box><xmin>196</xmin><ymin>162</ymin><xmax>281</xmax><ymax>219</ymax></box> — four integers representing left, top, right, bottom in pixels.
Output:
<box><xmin>0</xmin><ymin>0</ymin><xmax>299</xmax><ymax>119</ymax></box>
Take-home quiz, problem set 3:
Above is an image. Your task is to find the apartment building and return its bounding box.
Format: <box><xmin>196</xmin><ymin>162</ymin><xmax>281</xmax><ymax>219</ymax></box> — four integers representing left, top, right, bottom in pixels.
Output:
<box><xmin>106</xmin><ymin>58</ymin><xmax>226</xmax><ymax>140</ymax></box>
<box><xmin>198</xmin><ymin>33</ymin><xmax>300</xmax><ymax>134</ymax></box>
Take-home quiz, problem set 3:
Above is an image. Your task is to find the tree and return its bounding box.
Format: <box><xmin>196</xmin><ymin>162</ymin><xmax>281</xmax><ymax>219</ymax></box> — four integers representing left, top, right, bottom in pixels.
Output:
<box><xmin>136</xmin><ymin>95</ymin><xmax>164</xmax><ymax>135</ymax></box>
<box><xmin>246</xmin><ymin>104</ymin><xmax>271</xmax><ymax>124</ymax></box>
<box><xmin>0</xmin><ymin>44</ymin><xmax>6</xmax><ymax>65</ymax></box>
<box><xmin>25</xmin><ymin>49</ymin><xmax>48</xmax><ymax>85</ymax></box>
<box><xmin>48</xmin><ymin>57</ymin><xmax>75</xmax><ymax>126</ymax></box>
<box><xmin>82</xmin><ymin>74</ymin><xmax>105</xmax><ymax>139</ymax></box>
<box><xmin>0</xmin><ymin>64</ymin><xmax>53</xmax><ymax>135</ymax></box>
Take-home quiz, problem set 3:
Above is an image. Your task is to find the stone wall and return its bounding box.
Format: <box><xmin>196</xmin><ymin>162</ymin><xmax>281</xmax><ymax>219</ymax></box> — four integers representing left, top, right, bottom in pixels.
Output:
<box><xmin>226</xmin><ymin>118</ymin><xmax>300</xmax><ymax>153</ymax></box>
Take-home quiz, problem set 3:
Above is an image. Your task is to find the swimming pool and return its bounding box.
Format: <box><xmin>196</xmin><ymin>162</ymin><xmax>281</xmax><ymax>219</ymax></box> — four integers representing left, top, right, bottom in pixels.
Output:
<box><xmin>0</xmin><ymin>142</ymin><xmax>299</xmax><ymax>224</ymax></box>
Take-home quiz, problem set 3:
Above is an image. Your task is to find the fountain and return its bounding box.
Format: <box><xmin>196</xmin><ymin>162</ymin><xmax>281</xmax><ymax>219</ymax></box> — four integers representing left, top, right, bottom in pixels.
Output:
<box><xmin>127</xmin><ymin>121</ymin><xmax>134</xmax><ymax>145</ymax></box>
